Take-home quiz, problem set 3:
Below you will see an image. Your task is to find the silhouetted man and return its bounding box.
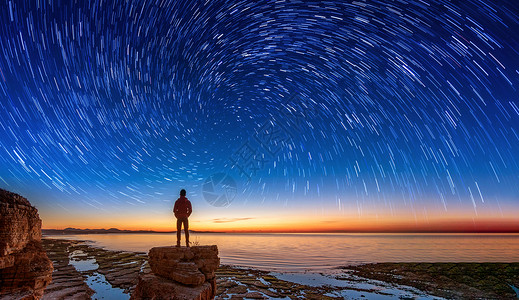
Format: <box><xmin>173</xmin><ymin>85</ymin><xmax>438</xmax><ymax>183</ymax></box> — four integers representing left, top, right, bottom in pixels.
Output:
<box><xmin>174</xmin><ymin>189</ymin><xmax>192</xmax><ymax>247</ymax></box>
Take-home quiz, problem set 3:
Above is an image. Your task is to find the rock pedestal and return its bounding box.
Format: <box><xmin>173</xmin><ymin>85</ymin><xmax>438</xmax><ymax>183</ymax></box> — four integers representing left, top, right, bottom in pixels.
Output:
<box><xmin>132</xmin><ymin>246</ymin><xmax>220</xmax><ymax>300</ymax></box>
<box><xmin>0</xmin><ymin>189</ymin><xmax>53</xmax><ymax>299</ymax></box>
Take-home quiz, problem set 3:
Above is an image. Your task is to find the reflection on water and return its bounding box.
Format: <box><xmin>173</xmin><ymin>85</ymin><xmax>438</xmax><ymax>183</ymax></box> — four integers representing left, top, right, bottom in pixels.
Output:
<box><xmin>52</xmin><ymin>233</ymin><xmax>519</xmax><ymax>272</ymax></box>
<box><xmin>85</xmin><ymin>273</ymin><xmax>128</xmax><ymax>300</ymax></box>
<box><xmin>69</xmin><ymin>250</ymin><xmax>98</xmax><ymax>272</ymax></box>
<box><xmin>68</xmin><ymin>249</ymin><xmax>129</xmax><ymax>299</ymax></box>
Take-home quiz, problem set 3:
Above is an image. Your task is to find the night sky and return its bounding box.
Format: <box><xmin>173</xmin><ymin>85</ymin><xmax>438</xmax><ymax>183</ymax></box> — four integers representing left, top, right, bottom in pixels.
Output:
<box><xmin>1</xmin><ymin>0</ymin><xmax>518</xmax><ymax>231</ymax></box>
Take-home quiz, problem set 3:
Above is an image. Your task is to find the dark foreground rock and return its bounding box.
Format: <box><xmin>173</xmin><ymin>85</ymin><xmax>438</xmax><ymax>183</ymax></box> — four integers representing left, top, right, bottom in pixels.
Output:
<box><xmin>0</xmin><ymin>189</ymin><xmax>53</xmax><ymax>299</ymax></box>
<box><xmin>132</xmin><ymin>274</ymin><xmax>214</xmax><ymax>300</ymax></box>
<box><xmin>348</xmin><ymin>262</ymin><xmax>519</xmax><ymax>299</ymax></box>
<box><xmin>132</xmin><ymin>246</ymin><xmax>220</xmax><ymax>300</ymax></box>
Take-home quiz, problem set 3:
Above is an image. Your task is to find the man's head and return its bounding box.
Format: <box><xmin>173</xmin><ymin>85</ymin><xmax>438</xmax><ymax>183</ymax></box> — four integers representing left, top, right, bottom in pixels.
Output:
<box><xmin>180</xmin><ymin>189</ymin><xmax>186</xmax><ymax>196</ymax></box>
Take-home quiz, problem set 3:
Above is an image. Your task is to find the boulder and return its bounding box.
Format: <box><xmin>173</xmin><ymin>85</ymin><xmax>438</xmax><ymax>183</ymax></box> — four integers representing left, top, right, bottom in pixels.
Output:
<box><xmin>148</xmin><ymin>246</ymin><xmax>220</xmax><ymax>285</ymax></box>
<box><xmin>132</xmin><ymin>246</ymin><xmax>220</xmax><ymax>299</ymax></box>
<box><xmin>0</xmin><ymin>189</ymin><xmax>53</xmax><ymax>299</ymax></box>
<box><xmin>131</xmin><ymin>274</ymin><xmax>215</xmax><ymax>300</ymax></box>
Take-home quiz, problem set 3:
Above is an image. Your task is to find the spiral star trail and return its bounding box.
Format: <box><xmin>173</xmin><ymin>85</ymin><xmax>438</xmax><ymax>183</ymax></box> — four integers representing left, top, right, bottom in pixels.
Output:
<box><xmin>0</xmin><ymin>0</ymin><xmax>518</xmax><ymax>230</ymax></box>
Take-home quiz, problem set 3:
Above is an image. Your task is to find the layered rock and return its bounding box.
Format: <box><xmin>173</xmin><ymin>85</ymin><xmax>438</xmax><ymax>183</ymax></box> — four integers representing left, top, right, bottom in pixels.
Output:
<box><xmin>148</xmin><ymin>246</ymin><xmax>219</xmax><ymax>285</ymax></box>
<box><xmin>132</xmin><ymin>274</ymin><xmax>214</xmax><ymax>300</ymax></box>
<box><xmin>0</xmin><ymin>189</ymin><xmax>42</xmax><ymax>257</ymax></box>
<box><xmin>0</xmin><ymin>189</ymin><xmax>53</xmax><ymax>299</ymax></box>
<box><xmin>132</xmin><ymin>246</ymin><xmax>220</xmax><ymax>300</ymax></box>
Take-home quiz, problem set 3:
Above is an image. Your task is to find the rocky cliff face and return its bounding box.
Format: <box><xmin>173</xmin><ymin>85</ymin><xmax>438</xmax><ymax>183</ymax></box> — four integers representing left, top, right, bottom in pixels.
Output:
<box><xmin>0</xmin><ymin>189</ymin><xmax>53</xmax><ymax>299</ymax></box>
<box><xmin>132</xmin><ymin>246</ymin><xmax>220</xmax><ymax>300</ymax></box>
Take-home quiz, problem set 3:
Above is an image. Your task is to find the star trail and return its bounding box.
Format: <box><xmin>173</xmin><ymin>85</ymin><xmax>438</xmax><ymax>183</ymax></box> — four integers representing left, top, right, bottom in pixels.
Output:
<box><xmin>0</xmin><ymin>0</ymin><xmax>518</xmax><ymax>229</ymax></box>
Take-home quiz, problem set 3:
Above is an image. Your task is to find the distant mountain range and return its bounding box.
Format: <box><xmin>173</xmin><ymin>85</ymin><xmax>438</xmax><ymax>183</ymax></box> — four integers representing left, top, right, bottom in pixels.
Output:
<box><xmin>42</xmin><ymin>228</ymin><xmax>213</xmax><ymax>235</ymax></box>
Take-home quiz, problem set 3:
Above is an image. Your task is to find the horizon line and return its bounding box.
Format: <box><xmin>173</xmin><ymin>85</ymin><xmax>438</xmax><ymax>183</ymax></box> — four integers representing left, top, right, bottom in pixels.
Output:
<box><xmin>42</xmin><ymin>228</ymin><xmax>519</xmax><ymax>234</ymax></box>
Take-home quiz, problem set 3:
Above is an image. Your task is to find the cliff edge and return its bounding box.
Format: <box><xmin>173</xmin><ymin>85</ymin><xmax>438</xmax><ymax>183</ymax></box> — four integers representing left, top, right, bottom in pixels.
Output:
<box><xmin>0</xmin><ymin>189</ymin><xmax>53</xmax><ymax>299</ymax></box>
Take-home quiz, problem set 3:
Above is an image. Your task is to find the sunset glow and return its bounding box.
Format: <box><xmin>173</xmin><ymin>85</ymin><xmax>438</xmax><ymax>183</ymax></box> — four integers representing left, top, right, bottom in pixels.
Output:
<box><xmin>39</xmin><ymin>197</ymin><xmax>519</xmax><ymax>233</ymax></box>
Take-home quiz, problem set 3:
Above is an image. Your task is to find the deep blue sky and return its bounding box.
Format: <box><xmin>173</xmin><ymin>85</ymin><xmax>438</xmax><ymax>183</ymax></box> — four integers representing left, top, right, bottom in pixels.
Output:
<box><xmin>0</xmin><ymin>0</ymin><xmax>518</xmax><ymax>229</ymax></box>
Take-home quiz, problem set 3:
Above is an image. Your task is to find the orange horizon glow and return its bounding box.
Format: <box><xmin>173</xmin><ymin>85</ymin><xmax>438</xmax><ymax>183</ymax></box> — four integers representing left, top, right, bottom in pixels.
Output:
<box><xmin>42</xmin><ymin>217</ymin><xmax>519</xmax><ymax>233</ymax></box>
<box><xmin>39</xmin><ymin>195</ymin><xmax>519</xmax><ymax>234</ymax></box>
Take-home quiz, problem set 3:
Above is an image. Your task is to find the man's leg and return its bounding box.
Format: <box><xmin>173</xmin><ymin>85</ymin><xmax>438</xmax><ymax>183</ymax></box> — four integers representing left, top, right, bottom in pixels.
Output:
<box><xmin>184</xmin><ymin>218</ymin><xmax>190</xmax><ymax>247</ymax></box>
<box><xmin>176</xmin><ymin>218</ymin><xmax>182</xmax><ymax>247</ymax></box>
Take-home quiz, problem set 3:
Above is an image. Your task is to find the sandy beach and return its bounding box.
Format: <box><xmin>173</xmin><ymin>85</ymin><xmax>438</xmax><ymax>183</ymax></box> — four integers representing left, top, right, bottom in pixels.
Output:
<box><xmin>40</xmin><ymin>238</ymin><xmax>519</xmax><ymax>299</ymax></box>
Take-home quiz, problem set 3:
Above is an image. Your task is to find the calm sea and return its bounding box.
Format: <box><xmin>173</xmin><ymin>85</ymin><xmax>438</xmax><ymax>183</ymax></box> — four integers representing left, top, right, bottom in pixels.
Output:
<box><xmin>46</xmin><ymin>233</ymin><xmax>519</xmax><ymax>272</ymax></box>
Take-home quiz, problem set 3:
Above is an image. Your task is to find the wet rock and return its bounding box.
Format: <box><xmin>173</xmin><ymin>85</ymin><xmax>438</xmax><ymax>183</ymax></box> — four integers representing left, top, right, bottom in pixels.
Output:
<box><xmin>41</xmin><ymin>239</ymin><xmax>94</xmax><ymax>300</ymax></box>
<box><xmin>0</xmin><ymin>189</ymin><xmax>53</xmax><ymax>299</ymax></box>
<box><xmin>348</xmin><ymin>262</ymin><xmax>519</xmax><ymax>299</ymax></box>
<box><xmin>214</xmin><ymin>265</ymin><xmax>341</xmax><ymax>300</ymax></box>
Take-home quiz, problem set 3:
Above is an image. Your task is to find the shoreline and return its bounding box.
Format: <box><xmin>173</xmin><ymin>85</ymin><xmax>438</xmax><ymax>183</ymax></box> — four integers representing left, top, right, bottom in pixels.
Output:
<box><xmin>41</xmin><ymin>238</ymin><xmax>519</xmax><ymax>299</ymax></box>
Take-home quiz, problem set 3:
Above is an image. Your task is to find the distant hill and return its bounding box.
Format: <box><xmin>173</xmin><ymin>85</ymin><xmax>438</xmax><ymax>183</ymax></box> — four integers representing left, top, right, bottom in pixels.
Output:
<box><xmin>42</xmin><ymin>228</ymin><xmax>215</xmax><ymax>235</ymax></box>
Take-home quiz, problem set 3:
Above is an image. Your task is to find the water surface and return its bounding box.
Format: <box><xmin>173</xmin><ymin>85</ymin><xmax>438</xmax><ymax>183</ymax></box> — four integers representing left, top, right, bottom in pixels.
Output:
<box><xmin>47</xmin><ymin>233</ymin><xmax>519</xmax><ymax>272</ymax></box>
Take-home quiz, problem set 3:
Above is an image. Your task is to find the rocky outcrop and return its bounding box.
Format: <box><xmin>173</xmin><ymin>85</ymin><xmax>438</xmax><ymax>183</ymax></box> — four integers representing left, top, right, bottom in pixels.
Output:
<box><xmin>132</xmin><ymin>246</ymin><xmax>220</xmax><ymax>300</ymax></box>
<box><xmin>133</xmin><ymin>274</ymin><xmax>214</xmax><ymax>300</ymax></box>
<box><xmin>0</xmin><ymin>189</ymin><xmax>53</xmax><ymax>299</ymax></box>
<box><xmin>0</xmin><ymin>189</ymin><xmax>42</xmax><ymax>257</ymax></box>
<box><xmin>148</xmin><ymin>246</ymin><xmax>219</xmax><ymax>285</ymax></box>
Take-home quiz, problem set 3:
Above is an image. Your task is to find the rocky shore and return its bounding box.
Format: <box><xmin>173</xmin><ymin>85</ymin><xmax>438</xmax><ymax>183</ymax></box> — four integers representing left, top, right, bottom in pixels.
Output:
<box><xmin>41</xmin><ymin>238</ymin><xmax>148</xmax><ymax>299</ymax></box>
<box><xmin>37</xmin><ymin>237</ymin><xmax>519</xmax><ymax>299</ymax></box>
<box><xmin>40</xmin><ymin>238</ymin><xmax>347</xmax><ymax>299</ymax></box>
<box><xmin>348</xmin><ymin>262</ymin><xmax>519</xmax><ymax>299</ymax></box>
